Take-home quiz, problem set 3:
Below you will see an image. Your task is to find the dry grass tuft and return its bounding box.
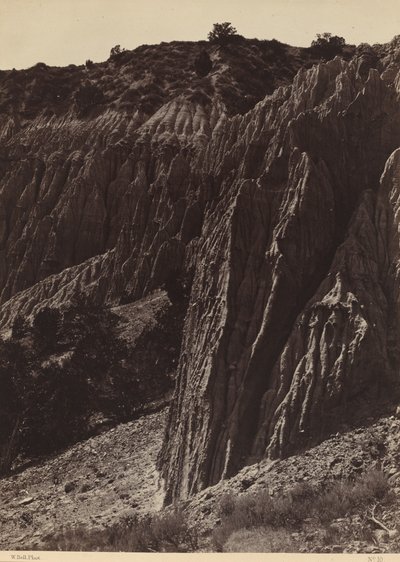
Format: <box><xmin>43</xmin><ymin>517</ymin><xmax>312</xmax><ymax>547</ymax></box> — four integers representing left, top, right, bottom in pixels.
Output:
<box><xmin>223</xmin><ymin>526</ymin><xmax>300</xmax><ymax>552</ymax></box>
<box><xmin>213</xmin><ymin>469</ymin><xmax>390</xmax><ymax>551</ymax></box>
<box><xmin>45</xmin><ymin>509</ymin><xmax>198</xmax><ymax>552</ymax></box>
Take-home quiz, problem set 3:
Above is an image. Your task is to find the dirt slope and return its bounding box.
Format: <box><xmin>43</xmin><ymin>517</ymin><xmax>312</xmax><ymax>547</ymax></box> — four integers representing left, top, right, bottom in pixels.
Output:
<box><xmin>0</xmin><ymin>410</ymin><xmax>166</xmax><ymax>551</ymax></box>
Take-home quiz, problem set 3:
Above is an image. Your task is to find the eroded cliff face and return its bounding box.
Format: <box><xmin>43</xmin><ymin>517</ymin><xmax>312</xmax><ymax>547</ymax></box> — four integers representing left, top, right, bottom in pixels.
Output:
<box><xmin>160</xmin><ymin>47</ymin><xmax>400</xmax><ymax>500</ymax></box>
<box><xmin>0</xmin><ymin>103</ymin><xmax>216</xmax><ymax>323</ymax></box>
<box><xmin>2</xmin><ymin>38</ymin><xmax>400</xmax><ymax>501</ymax></box>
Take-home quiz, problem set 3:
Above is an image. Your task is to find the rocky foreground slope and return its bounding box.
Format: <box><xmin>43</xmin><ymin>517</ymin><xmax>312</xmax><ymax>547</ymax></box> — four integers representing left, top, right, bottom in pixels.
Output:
<box><xmin>1</xmin><ymin>36</ymin><xmax>400</xmax><ymax>508</ymax></box>
<box><xmin>0</xmin><ymin>410</ymin><xmax>166</xmax><ymax>551</ymax></box>
<box><xmin>3</xmin><ymin>406</ymin><xmax>400</xmax><ymax>553</ymax></box>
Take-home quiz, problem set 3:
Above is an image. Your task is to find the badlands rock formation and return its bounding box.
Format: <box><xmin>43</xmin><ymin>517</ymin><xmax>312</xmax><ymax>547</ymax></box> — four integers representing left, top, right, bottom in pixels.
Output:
<box><xmin>160</xmin><ymin>44</ymin><xmax>400</xmax><ymax>500</ymax></box>
<box><xmin>1</xmin><ymin>37</ymin><xmax>400</xmax><ymax>502</ymax></box>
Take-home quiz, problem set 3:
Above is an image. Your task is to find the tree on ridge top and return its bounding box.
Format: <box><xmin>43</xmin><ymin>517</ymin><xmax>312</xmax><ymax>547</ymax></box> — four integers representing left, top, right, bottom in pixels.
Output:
<box><xmin>311</xmin><ymin>32</ymin><xmax>346</xmax><ymax>58</ymax></box>
<box><xmin>208</xmin><ymin>22</ymin><xmax>238</xmax><ymax>45</ymax></box>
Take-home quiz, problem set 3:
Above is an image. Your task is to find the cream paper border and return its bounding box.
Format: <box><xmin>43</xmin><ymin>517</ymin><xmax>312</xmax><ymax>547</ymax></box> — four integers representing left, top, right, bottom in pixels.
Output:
<box><xmin>2</xmin><ymin>552</ymin><xmax>400</xmax><ymax>561</ymax></box>
<box><xmin>1</xmin><ymin>0</ymin><xmax>400</xmax><ymax>561</ymax></box>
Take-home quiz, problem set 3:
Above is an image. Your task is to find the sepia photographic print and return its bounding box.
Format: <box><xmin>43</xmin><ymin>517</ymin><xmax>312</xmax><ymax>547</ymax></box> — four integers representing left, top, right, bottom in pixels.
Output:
<box><xmin>1</xmin><ymin>1</ymin><xmax>400</xmax><ymax>560</ymax></box>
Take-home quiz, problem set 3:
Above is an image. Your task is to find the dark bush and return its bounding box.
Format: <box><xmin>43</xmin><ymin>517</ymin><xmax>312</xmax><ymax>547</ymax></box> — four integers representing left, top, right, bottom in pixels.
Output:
<box><xmin>11</xmin><ymin>316</ymin><xmax>28</xmax><ymax>339</ymax></box>
<box><xmin>208</xmin><ymin>22</ymin><xmax>238</xmax><ymax>46</ymax></box>
<box><xmin>74</xmin><ymin>81</ymin><xmax>104</xmax><ymax>115</ymax></box>
<box><xmin>33</xmin><ymin>307</ymin><xmax>62</xmax><ymax>351</ymax></box>
<box><xmin>33</xmin><ymin>62</ymin><xmax>48</xmax><ymax>71</ymax></box>
<box><xmin>194</xmin><ymin>50</ymin><xmax>212</xmax><ymax>77</ymax></box>
<box><xmin>0</xmin><ymin>346</ymin><xmax>23</xmax><ymax>475</ymax></box>
<box><xmin>264</xmin><ymin>38</ymin><xmax>286</xmax><ymax>58</ymax></box>
<box><xmin>110</xmin><ymin>44</ymin><xmax>123</xmax><ymax>59</ymax></box>
<box><xmin>311</xmin><ymin>32</ymin><xmax>346</xmax><ymax>59</ymax></box>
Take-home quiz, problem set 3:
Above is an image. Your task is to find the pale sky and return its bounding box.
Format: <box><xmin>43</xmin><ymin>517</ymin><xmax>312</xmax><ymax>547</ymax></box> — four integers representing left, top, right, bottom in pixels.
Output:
<box><xmin>0</xmin><ymin>0</ymin><xmax>399</xmax><ymax>70</ymax></box>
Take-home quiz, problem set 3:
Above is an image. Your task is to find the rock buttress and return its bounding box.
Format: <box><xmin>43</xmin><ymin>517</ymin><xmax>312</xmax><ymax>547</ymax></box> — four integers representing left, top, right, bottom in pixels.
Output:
<box><xmin>160</xmin><ymin>55</ymin><xmax>400</xmax><ymax>501</ymax></box>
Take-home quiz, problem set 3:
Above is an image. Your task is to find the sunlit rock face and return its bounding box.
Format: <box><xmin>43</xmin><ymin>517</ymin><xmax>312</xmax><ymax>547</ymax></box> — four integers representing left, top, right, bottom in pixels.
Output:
<box><xmin>2</xmin><ymin>39</ymin><xmax>400</xmax><ymax>502</ymax></box>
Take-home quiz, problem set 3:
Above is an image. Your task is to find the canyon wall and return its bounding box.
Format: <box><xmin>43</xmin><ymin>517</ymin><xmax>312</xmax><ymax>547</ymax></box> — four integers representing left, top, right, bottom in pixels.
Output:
<box><xmin>160</xmin><ymin>50</ymin><xmax>400</xmax><ymax>500</ymax></box>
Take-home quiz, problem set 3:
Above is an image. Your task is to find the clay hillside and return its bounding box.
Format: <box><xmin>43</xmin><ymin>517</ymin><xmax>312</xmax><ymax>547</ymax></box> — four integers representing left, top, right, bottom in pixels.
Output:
<box><xmin>1</xmin><ymin>27</ymin><xmax>400</xmax><ymax>553</ymax></box>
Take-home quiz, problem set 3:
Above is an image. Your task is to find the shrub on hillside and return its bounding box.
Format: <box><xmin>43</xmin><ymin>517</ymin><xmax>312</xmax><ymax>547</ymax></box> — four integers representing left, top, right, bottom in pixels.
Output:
<box><xmin>11</xmin><ymin>316</ymin><xmax>28</xmax><ymax>339</ymax></box>
<box><xmin>110</xmin><ymin>44</ymin><xmax>123</xmax><ymax>59</ymax></box>
<box><xmin>74</xmin><ymin>81</ymin><xmax>104</xmax><ymax>115</ymax></box>
<box><xmin>311</xmin><ymin>32</ymin><xmax>346</xmax><ymax>59</ymax></box>
<box><xmin>194</xmin><ymin>50</ymin><xmax>213</xmax><ymax>77</ymax></box>
<box><xmin>223</xmin><ymin>527</ymin><xmax>299</xmax><ymax>552</ymax></box>
<box><xmin>45</xmin><ymin>510</ymin><xmax>198</xmax><ymax>552</ymax></box>
<box><xmin>32</xmin><ymin>306</ymin><xmax>61</xmax><ymax>351</ymax></box>
<box><xmin>268</xmin><ymin>38</ymin><xmax>286</xmax><ymax>53</ymax></box>
<box><xmin>108</xmin><ymin>45</ymin><xmax>131</xmax><ymax>65</ymax></box>
<box><xmin>213</xmin><ymin>470</ymin><xmax>390</xmax><ymax>550</ymax></box>
<box><xmin>0</xmin><ymin>347</ymin><xmax>23</xmax><ymax>475</ymax></box>
<box><xmin>33</xmin><ymin>62</ymin><xmax>48</xmax><ymax>71</ymax></box>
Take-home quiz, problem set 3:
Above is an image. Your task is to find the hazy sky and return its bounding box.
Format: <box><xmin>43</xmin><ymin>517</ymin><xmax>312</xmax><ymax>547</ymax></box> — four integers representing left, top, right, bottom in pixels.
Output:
<box><xmin>0</xmin><ymin>0</ymin><xmax>399</xmax><ymax>70</ymax></box>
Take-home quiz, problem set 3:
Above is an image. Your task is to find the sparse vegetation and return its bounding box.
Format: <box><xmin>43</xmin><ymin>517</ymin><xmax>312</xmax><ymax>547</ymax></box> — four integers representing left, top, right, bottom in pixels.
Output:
<box><xmin>109</xmin><ymin>44</ymin><xmax>125</xmax><ymax>59</ymax></box>
<box><xmin>213</xmin><ymin>470</ymin><xmax>390</xmax><ymax>551</ymax></box>
<box><xmin>0</xmin><ymin>36</ymin><xmax>357</xmax><ymax>119</ymax></box>
<box><xmin>0</xmin><ymin>298</ymin><xmax>180</xmax><ymax>473</ymax></box>
<box><xmin>45</xmin><ymin>510</ymin><xmax>198</xmax><ymax>552</ymax></box>
<box><xmin>223</xmin><ymin>527</ymin><xmax>299</xmax><ymax>552</ymax></box>
<box><xmin>38</xmin><ymin>468</ymin><xmax>393</xmax><ymax>552</ymax></box>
